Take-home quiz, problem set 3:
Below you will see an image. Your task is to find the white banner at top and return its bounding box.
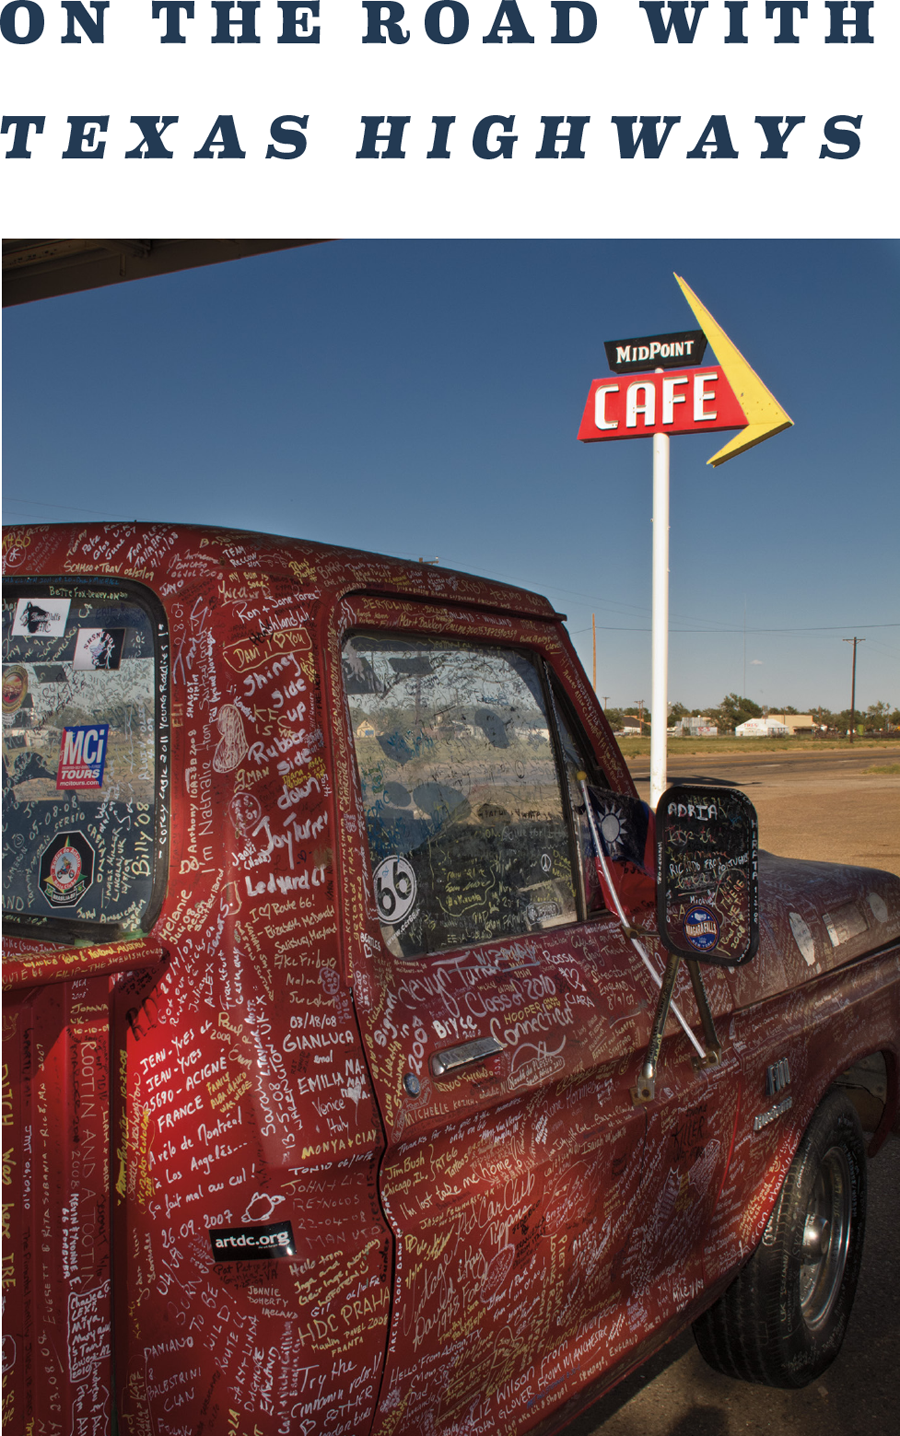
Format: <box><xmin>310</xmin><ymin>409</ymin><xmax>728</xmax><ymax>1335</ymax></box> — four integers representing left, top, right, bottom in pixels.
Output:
<box><xmin>2</xmin><ymin>1</ymin><xmax>894</xmax><ymax>236</ymax></box>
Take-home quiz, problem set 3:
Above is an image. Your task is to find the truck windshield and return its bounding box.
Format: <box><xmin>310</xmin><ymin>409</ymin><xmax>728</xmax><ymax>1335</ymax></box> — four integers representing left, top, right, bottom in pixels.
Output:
<box><xmin>2</xmin><ymin>581</ymin><xmax>163</xmax><ymax>941</ymax></box>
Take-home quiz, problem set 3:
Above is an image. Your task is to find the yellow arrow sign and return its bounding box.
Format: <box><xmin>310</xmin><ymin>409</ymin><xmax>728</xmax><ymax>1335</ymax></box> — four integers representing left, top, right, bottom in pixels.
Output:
<box><xmin>674</xmin><ymin>274</ymin><xmax>793</xmax><ymax>466</ymax></box>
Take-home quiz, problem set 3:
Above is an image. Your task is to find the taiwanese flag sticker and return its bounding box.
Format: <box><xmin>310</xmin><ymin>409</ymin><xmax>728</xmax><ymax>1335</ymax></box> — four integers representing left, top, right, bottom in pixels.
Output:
<box><xmin>39</xmin><ymin>831</ymin><xmax>95</xmax><ymax>908</ymax></box>
<box><xmin>683</xmin><ymin>904</ymin><xmax>720</xmax><ymax>953</ymax></box>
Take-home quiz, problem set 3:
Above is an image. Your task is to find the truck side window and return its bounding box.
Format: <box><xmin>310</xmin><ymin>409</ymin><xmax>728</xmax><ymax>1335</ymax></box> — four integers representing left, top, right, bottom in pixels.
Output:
<box><xmin>2</xmin><ymin>582</ymin><xmax>164</xmax><ymax>941</ymax></box>
<box><xmin>343</xmin><ymin>633</ymin><xmax>577</xmax><ymax>958</ymax></box>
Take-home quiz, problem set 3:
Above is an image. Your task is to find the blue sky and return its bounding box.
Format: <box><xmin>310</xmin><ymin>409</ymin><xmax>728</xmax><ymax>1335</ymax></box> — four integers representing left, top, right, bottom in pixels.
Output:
<box><xmin>3</xmin><ymin>239</ymin><xmax>898</xmax><ymax>714</ymax></box>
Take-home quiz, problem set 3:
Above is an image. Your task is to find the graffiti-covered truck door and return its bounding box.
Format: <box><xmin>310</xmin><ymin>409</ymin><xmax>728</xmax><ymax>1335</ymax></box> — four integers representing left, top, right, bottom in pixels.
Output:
<box><xmin>330</xmin><ymin>592</ymin><xmax>743</xmax><ymax>1436</ymax></box>
<box><xmin>331</xmin><ymin>597</ymin><xmax>651</xmax><ymax>1434</ymax></box>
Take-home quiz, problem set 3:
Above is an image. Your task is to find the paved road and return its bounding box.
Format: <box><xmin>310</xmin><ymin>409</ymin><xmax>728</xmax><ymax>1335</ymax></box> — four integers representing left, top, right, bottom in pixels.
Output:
<box><xmin>559</xmin><ymin>1136</ymin><xmax>899</xmax><ymax>1436</ymax></box>
<box><xmin>628</xmin><ymin>748</ymin><xmax>895</xmax><ymax>787</ymax></box>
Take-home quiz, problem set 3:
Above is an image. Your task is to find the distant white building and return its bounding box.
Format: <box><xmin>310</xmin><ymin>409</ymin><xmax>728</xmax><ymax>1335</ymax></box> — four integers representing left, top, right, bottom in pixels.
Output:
<box><xmin>672</xmin><ymin>716</ymin><xmax>718</xmax><ymax>737</ymax></box>
<box><xmin>736</xmin><ymin>717</ymin><xmax>790</xmax><ymax>737</ymax></box>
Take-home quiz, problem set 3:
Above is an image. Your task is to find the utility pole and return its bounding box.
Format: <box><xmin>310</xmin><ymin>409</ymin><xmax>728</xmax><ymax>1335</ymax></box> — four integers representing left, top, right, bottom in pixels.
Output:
<box><xmin>743</xmin><ymin>595</ymin><xmax>747</xmax><ymax>699</ymax></box>
<box><xmin>592</xmin><ymin>614</ymin><xmax>596</xmax><ymax>692</ymax></box>
<box><xmin>602</xmin><ymin>695</ymin><xmax>610</xmax><ymax>711</ymax></box>
<box><xmin>843</xmin><ymin>637</ymin><xmax>865</xmax><ymax>743</ymax></box>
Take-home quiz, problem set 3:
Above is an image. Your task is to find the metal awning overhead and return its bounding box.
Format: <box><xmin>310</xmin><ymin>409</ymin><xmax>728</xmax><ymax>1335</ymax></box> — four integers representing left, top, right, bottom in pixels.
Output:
<box><xmin>2</xmin><ymin>239</ymin><xmax>325</xmax><ymax>307</ymax></box>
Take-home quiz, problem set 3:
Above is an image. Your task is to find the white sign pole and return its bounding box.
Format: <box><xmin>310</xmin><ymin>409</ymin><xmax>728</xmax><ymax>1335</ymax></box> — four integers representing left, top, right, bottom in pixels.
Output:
<box><xmin>650</xmin><ymin>430</ymin><xmax>670</xmax><ymax>811</ymax></box>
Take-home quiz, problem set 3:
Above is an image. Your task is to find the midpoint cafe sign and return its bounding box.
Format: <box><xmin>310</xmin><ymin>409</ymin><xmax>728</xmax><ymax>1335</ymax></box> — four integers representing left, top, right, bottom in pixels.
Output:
<box><xmin>579</xmin><ymin>273</ymin><xmax>794</xmax><ymax>812</ymax></box>
<box><xmin>579</xmin><ymin>275</ymin><xmax>793</xmax><ymax>467</ymax></box>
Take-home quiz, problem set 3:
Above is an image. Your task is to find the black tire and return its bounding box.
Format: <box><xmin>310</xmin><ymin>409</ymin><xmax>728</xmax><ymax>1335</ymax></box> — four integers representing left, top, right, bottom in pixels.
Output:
<box><xmin>693</xmin><ymin>1088</ymin><xmax>867</xmax><ymax>1388</ymax></box>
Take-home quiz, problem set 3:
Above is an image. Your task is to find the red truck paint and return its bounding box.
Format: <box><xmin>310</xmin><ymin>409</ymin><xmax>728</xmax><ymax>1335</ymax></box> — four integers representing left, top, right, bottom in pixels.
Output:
<box><xmin>3</xmin><ymin>522</ymin><xmax>898</xmax><ymax>1436</ymax></box>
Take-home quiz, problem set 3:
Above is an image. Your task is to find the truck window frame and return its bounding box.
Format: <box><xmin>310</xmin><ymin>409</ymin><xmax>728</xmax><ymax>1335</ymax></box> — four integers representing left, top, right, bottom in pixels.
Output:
<box><xmin>342</xmin><ymin>627</ymin><xmax>594</xmax><ymax>960</ymax></box>
<box><xmin>2</xmin><ymin>576</ymin><xmax>170</xmax><ymax>946</ymax></box>
<box><xmin>546</xmin><ymin>675</ymin><xmax>612</xmax><ymax>916</ymax></box>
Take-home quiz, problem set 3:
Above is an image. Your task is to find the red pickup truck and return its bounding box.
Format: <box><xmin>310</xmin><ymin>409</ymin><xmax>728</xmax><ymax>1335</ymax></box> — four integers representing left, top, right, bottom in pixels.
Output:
<box><xmin>3</xmin><ymin>521</ymin><xmax>898</xmax><ymax>1436</ymax></box>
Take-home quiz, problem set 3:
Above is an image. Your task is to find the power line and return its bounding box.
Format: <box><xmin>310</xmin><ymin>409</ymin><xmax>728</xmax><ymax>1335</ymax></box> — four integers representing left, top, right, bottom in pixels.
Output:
<box><xmin>571</xmin><ymin>622</ymin><xmax>899</xmax><ymax>635</ymax></box>
<box><xmin>464</xmin><ymin>560</ymin><xmax>899</xmax><ymax>638</ymax></box>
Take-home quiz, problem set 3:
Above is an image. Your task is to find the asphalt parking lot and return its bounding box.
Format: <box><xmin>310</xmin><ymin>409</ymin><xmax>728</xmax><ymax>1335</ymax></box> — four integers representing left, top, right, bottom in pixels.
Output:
<box><xmin>558</xmin><ymin>746</ymin><xmax>900</xmax><ymax>1436</ymax></box>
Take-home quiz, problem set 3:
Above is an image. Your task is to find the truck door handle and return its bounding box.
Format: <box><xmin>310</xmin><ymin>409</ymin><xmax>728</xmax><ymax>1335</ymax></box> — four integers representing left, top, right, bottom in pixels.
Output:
<box><xmin>430</xmin><ymin>1036</ymin><xmax>504</xmax><ymax>1078</ymax></box>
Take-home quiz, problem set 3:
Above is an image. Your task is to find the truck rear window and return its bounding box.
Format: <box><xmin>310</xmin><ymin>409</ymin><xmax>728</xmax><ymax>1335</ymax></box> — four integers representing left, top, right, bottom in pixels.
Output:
<box><xmin>343</xmin><ymin>633</ymin><xmax>577</xmax><ymax>958</ymax></box>
<box><xmin>2</xmin><ymin>580</ymin><xmax>167</xmax><ymax>941</ymax></box>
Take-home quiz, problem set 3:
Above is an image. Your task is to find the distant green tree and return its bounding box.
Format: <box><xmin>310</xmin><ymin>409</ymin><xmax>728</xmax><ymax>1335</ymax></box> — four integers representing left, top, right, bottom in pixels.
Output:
<box><xmin>713</xmin><ymin>694</ymin><xmax>763</xmax><ymax>733</ymax></box>
<box><xmin>834</xmin><ymin>710</ymin><xmax>862</xmax><ymax>732</ymax></box>
<box><xmin>863</xmin><ymin>701</ymin><xmax>892</xmax><ymax>731</ymax></box>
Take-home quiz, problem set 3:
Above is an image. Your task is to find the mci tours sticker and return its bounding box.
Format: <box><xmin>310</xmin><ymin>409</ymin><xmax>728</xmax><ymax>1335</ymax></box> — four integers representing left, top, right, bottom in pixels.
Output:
<box><xmin>12</xmin><ymin>597</ymin><xmax>70</xmax><ymax>638</ymax></box>
<box><xmin>39</xmin><ymin>831</ymin><xmax>95</xmax><ymax>908</ymax></box>
<box><xmin>209</xmin><ymin>1222</ymin><xmax>296</xmax><ymax>1263</ymax></box>
<box><xmin>57</xmin><ymin>725</ymin><xmax>109</xmax><ymax>790</ymax></box>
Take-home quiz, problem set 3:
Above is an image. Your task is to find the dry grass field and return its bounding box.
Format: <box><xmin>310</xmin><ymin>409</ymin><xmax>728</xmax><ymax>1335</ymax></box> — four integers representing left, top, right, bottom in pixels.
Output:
<box><xmin>627</xmin><ymin>746</ymin><xmax>900</xmax><ymax>880</ymax></box>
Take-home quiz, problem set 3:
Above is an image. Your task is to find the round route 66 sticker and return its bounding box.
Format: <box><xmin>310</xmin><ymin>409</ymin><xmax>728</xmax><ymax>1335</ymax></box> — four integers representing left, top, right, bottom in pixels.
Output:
<box><xmin>374</xmin><ymin>856</ymin><xmax>417</xmax><ymax>926</ymax></box>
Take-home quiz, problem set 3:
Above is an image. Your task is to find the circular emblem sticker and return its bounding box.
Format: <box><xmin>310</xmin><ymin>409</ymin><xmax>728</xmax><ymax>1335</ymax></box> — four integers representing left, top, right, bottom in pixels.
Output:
<box><xmin>2</xmin><ymin>666</ymin><xmax>28</xmax><ymax>715</ymax></box>
<box><xmin>373</xmin><ymin>856</ymin><xmax>417</xmax><ymax>926</ymax></box>
<box><xmin>39</xmin><ymin>831</ymin><xmax>95</xmax><ymax>908</ymax></box>
<box><xmin>683</xmin><ymin>904</ymin><xmax>720</xmax><ymax>952</ymax></box>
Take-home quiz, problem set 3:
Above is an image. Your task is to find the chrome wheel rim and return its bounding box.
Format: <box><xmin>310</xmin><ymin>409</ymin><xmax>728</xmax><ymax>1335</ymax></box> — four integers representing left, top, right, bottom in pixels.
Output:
<box><xmin>799</xmin><ymin>1144</ymin><xmax>852</xmax><ymax>1332</ymax></box>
